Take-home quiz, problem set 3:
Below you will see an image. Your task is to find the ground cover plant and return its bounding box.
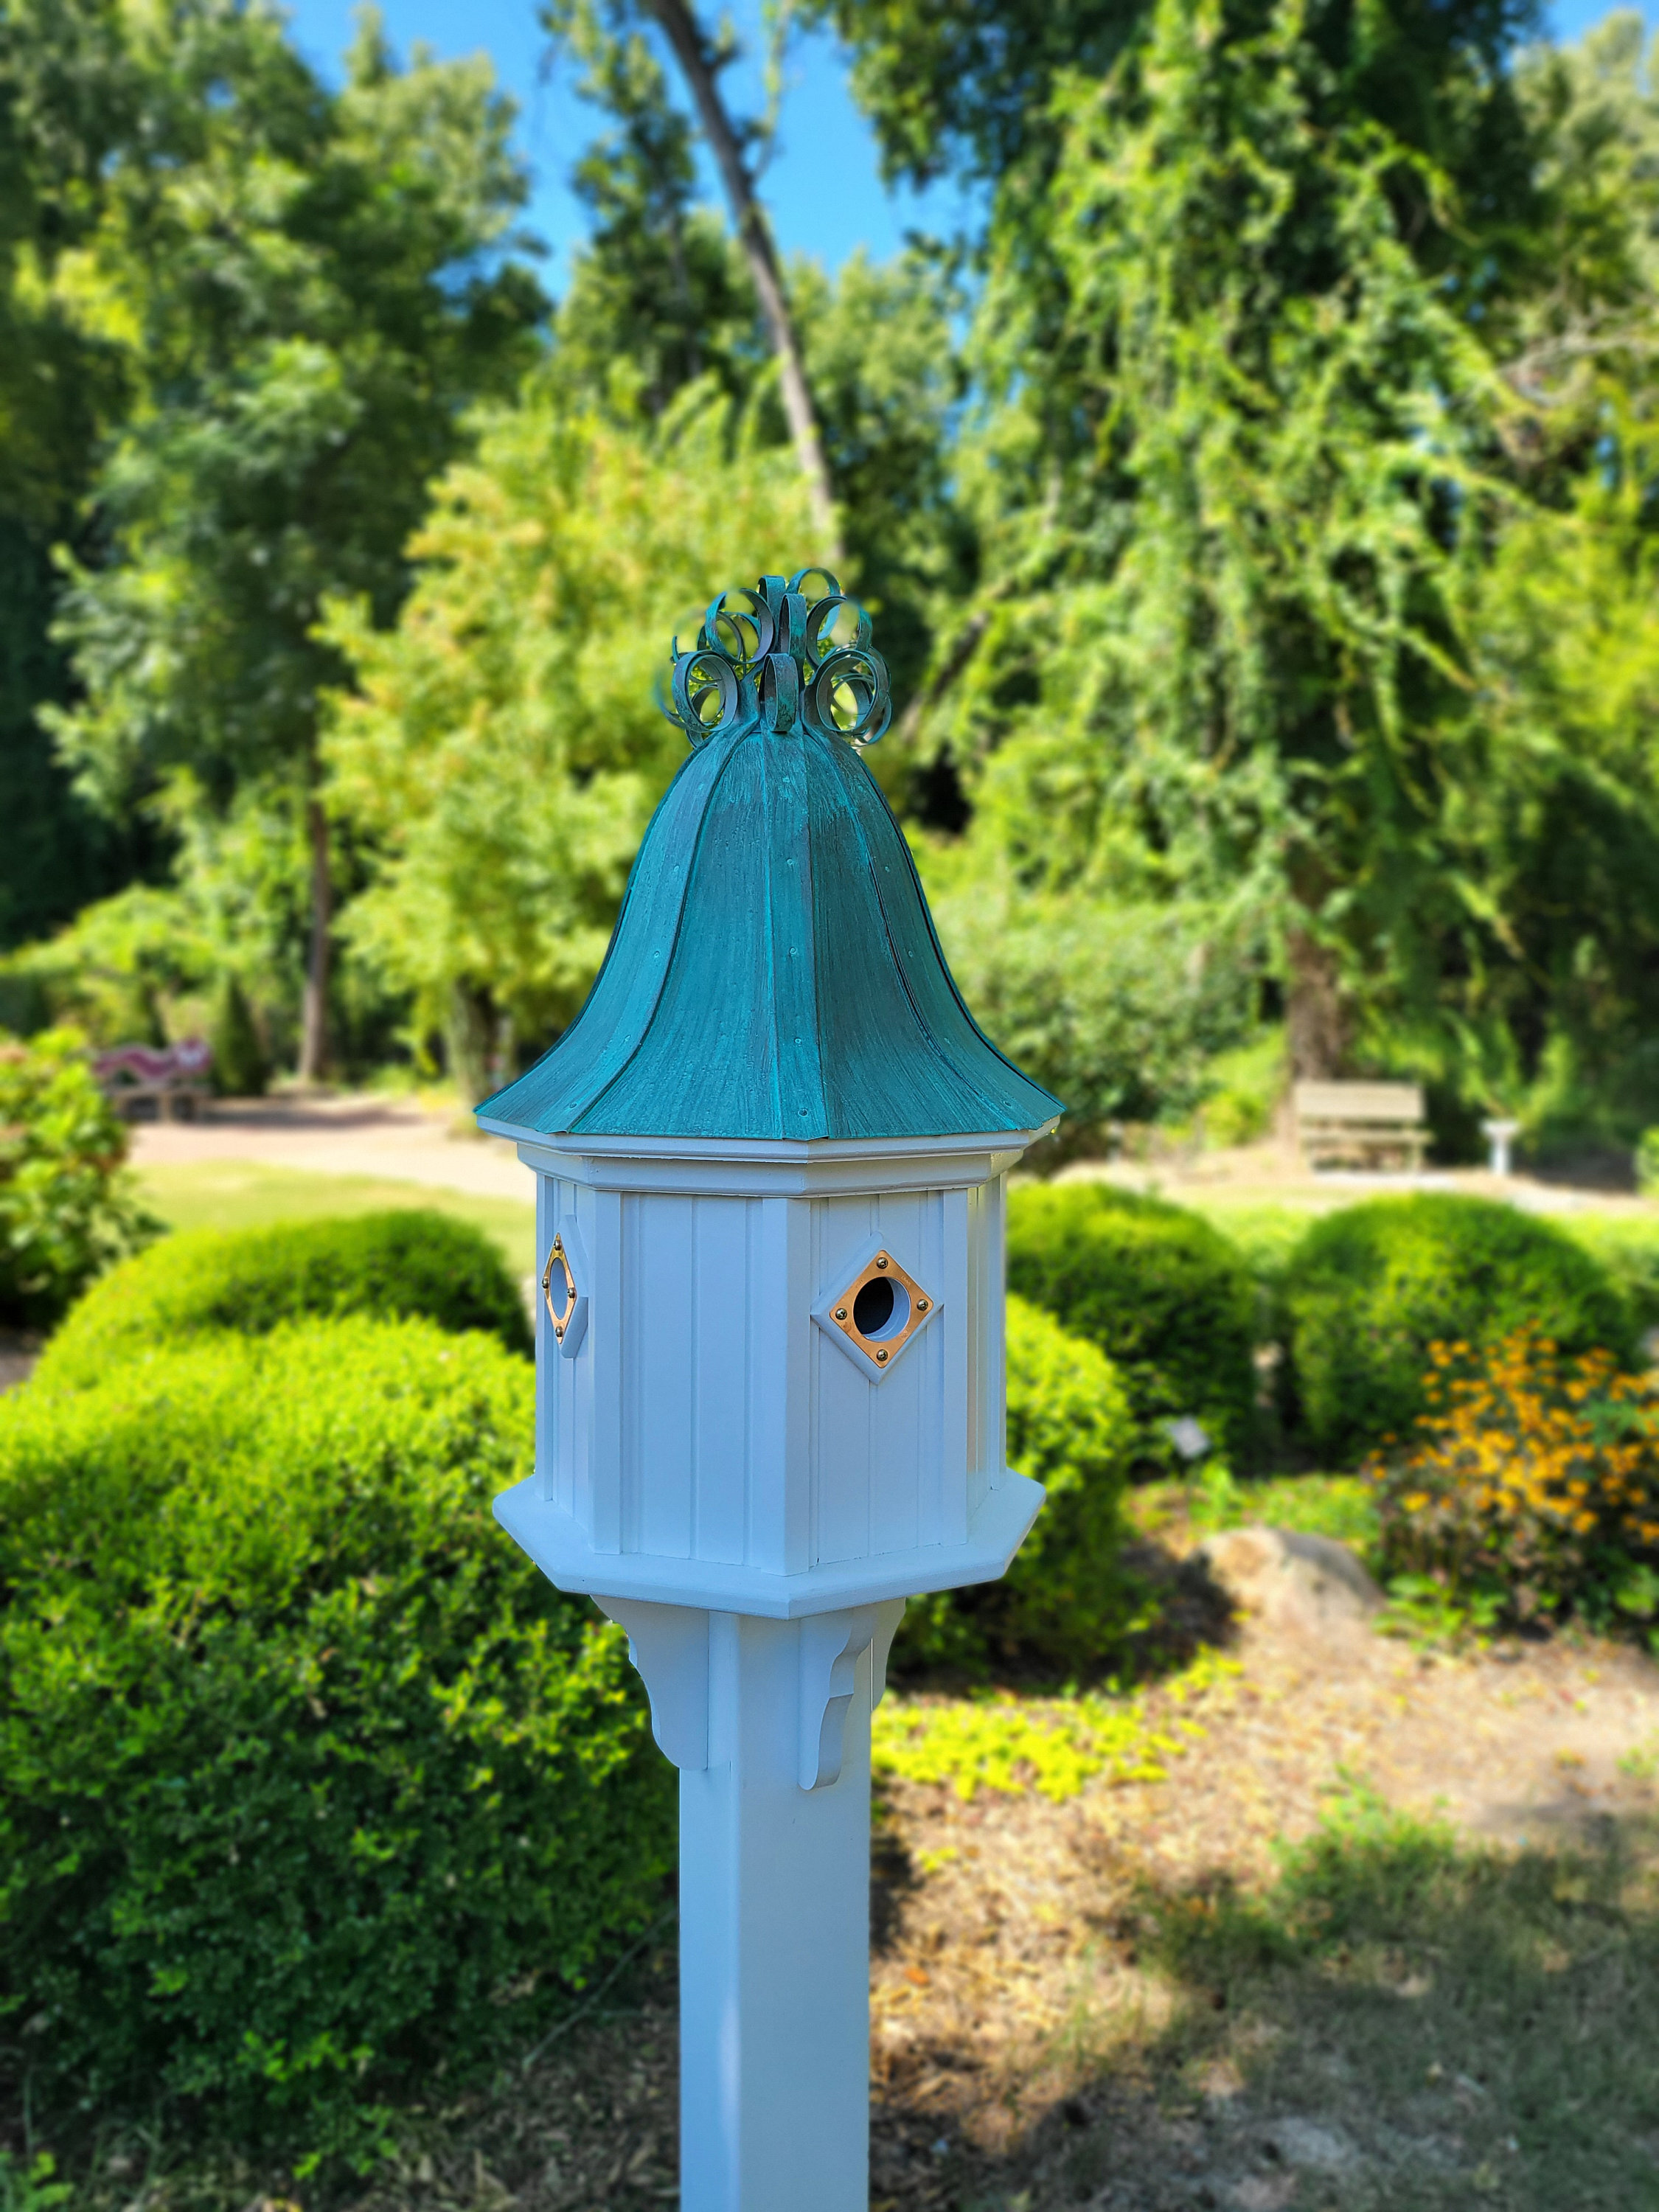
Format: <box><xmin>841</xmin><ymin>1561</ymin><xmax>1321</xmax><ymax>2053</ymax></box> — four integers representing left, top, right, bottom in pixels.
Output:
<box><xmin>32</xmin><ymin>1208</ymin><xmax>531</xmax><ymax>1390</ymax></box>
<box><xmin>1284</xmin><ymin>1193</ymin><xmax>1633</xmax><ymax>1464</ymax></box>
<box><xmin>0</xmin><ymin>1315</ymin><xmax>672</xmax><ymax>2169</ymax></box>
<box><xmin>0</xmin><ymin>1029</ymin><xmax>156</xmax><ymax>1328</ymax></box>
<box><xmin>1007</xmin><ymin>1183</ymin><xmax>1257</xmax><ymax>1467</ymax></box>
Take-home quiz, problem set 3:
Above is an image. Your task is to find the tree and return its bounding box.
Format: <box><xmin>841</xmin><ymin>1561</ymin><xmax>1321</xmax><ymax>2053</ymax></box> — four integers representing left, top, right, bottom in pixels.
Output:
<box><xmin>913</xmin><ymin>0</ymin><xmax>1529</xmax><ymax>1075</ymax></box>
<box><xmin>42</xmin><ymin>4</ymin><xmax>543</xmax><ymax>1078</ymax></box>
<box><xmin>319</xmin><ymin>382</ymin><xmax>813</xmax><ymax>1102</ymax></box>
<box><xmin>546</xmin><ymin>29</ymin><xmax>971</xmax><ymax>731</ymax></box>
<box><xmin>546</xmin><ymin>0</ymin><xmax>840</xmax><ymax>555</ymax></box>
<box><xmin>0</xmin><ymin>0</ymin><xmax>161</xmax><ymax>946</ymax></box>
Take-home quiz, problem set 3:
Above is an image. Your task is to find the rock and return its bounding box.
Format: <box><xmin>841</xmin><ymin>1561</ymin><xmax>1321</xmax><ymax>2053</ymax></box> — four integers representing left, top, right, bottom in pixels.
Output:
<box><xmin>1266</xmin><ymin>2117</ymin><xmax>1359</xmax><ymax>2172</ymax></box>
<box><xmin>1197</xmin><ymin>1525</ymin><xmax>1383</xmax><ymax>1644</ymax></box>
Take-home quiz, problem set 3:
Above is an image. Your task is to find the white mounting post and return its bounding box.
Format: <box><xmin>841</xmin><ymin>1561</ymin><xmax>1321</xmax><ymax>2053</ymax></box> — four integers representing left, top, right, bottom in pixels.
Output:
<box><xmin>600</xmin><ymin>1598</ymin><xmax>905</xmax><ymax>2211</ymax></box>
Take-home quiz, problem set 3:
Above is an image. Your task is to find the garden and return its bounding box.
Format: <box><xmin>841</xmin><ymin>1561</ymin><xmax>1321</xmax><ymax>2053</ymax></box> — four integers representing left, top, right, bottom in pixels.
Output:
<box><xmin>9</xmin><ymin>0</ymin><xmax>1659</xmax><ymax>2199</ymax></box>
<box><xmin>5</xmin><ymin>1034</ymin><xmax>1659</xmax><ymax>2209</ymax></box>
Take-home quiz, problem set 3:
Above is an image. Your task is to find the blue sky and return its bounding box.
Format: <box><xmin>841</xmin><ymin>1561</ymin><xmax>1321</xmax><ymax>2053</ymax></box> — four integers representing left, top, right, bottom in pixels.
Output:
<box><xmin>280</xmin><ymin>0</ymin><xmax>1652</xmax><ymax>289</ymax></box>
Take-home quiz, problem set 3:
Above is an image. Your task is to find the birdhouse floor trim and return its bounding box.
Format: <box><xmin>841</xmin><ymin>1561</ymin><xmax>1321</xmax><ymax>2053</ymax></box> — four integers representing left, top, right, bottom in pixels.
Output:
<box><xmin>491</xmin><ymin>1469</ymin><xmax>1044</xmax><ymax>1620</ymax></box>
<box><xmin>483</xmin><ymin>1126</ymin><xmax>1051</xmax><ymax>1199</ymax></box>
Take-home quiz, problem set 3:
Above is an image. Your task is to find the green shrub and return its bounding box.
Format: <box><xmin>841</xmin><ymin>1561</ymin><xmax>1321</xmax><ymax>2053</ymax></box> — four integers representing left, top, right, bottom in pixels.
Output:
<box><xmin>897</xmin><ymin>1295</ymin><xmax>1137</xmax><ymax>1673</ymax></box>
<box><xmin>1199</xmin><ymin>1031</ymin><xmax>1285</xmax><ymax>1149</ymax></box>
<box><xmin>1565</xmin><ymin>1213</ymin><xmax>1659</xmax><ymax>1338</ymax></box>
<box><xmin>1284</xmin><ymin>1194</ymin><xmax>1635</xmax><ymax>1464</ymax></box>
<box><xmin>1007</xmin><ymin>1183</ymin><xmax>1258</xmax><ymax>1464</ymax></box>
<box><xmin>208</xmin><ymin>975</ymin><xmax>269</xmax><ymax>1097</ymax></box>
<box><xmin>35</xmin><ymin>1207</ymin><xmax>531</xmax><ymax>1388</ymax></box>
<box><xmin>1635</xmin><ymin>1130</ymin><xmax>1659</xmax><ymax>1201</ymax></box>
<box><xmin>921</xmin><ymin>881</ymin><xmax>1257</xmax><ymax>1148</ymax></box>
<box><xmin>0</xmin><ymin>1028</ymin><xmax>158</xmax><ymax>1329</ymax></box>
<box><xmin>0</xmin><ymin>1316</ymin><xmax>672</xmax><ymax>2163</ymax></box>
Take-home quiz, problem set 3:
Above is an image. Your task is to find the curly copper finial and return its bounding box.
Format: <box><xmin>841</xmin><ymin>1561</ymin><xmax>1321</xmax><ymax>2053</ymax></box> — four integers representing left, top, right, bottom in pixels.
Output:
<box><xmin>661</xmin><ymin>568</ymin><xmax>891</xmax><ymax>751</ymax></box>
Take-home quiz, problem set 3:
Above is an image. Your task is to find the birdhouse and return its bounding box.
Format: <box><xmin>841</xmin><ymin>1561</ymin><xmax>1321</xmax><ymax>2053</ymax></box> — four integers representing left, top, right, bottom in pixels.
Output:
<box><xmin>479</xmin><ymin>570</ymin><xmax>1061</xmax><ymax>2211</ymax></box>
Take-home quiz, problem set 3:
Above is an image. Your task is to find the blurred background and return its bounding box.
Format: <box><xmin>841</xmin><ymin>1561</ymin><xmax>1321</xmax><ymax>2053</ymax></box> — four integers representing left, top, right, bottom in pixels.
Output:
<box><xmin>8</xmin><ymin>0</ymin><xmax>1659</xmax><ymax>1185</ymax></box>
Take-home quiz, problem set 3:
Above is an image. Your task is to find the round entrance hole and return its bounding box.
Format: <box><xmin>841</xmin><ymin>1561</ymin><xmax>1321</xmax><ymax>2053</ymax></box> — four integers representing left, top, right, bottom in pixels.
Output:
<box><xmin>853</xmin><ymin>1272</ymin><xmax>908</xmax><ymax>1341</ymax></box>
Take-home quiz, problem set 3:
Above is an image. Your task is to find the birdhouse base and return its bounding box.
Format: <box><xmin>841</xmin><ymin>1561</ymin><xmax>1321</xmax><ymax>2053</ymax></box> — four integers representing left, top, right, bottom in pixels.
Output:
<box><xmin>492</xmin><ymin>1468</ymin><xmax>1044</xmax><ymax>1618</ymax></box>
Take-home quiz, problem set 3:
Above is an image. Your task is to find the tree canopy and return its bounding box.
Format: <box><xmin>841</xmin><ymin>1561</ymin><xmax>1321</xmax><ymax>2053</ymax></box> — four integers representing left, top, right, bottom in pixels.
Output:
<box><xmin>6</xmin><ymin>0</ymin><xmax>1659</xmax><ymax>1157</ymax></box>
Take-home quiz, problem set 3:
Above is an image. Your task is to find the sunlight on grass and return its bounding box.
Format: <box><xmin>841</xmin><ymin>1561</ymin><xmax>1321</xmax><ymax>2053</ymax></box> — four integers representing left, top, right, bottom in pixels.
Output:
<box><xmin>134</xmin><ymin>1160</ymin><xmax>537</xmax><ymax>1275</ymax></box>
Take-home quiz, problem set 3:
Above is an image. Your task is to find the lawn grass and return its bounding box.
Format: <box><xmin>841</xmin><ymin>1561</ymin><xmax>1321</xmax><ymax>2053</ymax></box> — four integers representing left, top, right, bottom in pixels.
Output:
<box><xmin>133</xmin><ymin>1160</ymin><xmax>538</xmax><ymax>1276</ymax></box>
<box><xmin>1094</xmin><ymin>1788</ymin><xmax>1659</xmax><ymax>2211</ymax></box>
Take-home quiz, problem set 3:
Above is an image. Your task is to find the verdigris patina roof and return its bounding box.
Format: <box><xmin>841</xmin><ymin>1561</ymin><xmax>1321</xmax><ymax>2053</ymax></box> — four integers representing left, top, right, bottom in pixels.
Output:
<box><xmin>476</xmin><ymin>571</ymin><xmax>1062</xmax><ymax>1144</ymax></box>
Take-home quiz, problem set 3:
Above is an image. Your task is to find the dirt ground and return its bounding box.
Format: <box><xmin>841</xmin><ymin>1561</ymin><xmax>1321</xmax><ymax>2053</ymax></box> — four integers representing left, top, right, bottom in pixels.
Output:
<box><xmin>321</xmin><ymin>1606</ymin><xmax>1659</xmax><ymax>2212</ymax></box>
<box><xmin>127</xmin><ymin>1093</ymin><xmax>526</xmax><ymax>1204</ymax></box>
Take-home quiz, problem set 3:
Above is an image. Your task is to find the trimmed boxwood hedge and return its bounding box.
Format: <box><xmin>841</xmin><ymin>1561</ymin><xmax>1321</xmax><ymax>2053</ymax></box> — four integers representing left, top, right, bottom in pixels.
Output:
<box><xmin>33</xmin><ymin>1208</ymin><xmax>531</xmax><ymax>1390</ymax></box>
<box><xmin>897</xmin><ymin>1294</ymin><xmax>1137</xmax><ymax>1672</ymax></box>
<box><xmin>1283</xmin><ymin>1193</ymin><xmax>1635</xmax><ymax>1464</ymax></box>
<box><xmin>1006</xmin><ymin>1183</ymin><xmax>1258</xmax><ymax>1464</ymax></box>
<box><xmin>0</xmin><ymin>1316</ymin><xmax>670</xmax><ymax>2163</ymax></box>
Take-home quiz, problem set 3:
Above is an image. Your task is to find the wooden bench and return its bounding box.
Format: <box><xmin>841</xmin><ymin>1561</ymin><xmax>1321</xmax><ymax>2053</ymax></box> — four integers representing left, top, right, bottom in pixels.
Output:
<box><xmin>1293</xmin><ymin>1080</ymin><xmax>1426</xmax><ymax>1172</ymax></box>
<box><xmin>94</xmin><ymin>1040</ymin><xmax>212</xmax><ymax>1121</ymax></box>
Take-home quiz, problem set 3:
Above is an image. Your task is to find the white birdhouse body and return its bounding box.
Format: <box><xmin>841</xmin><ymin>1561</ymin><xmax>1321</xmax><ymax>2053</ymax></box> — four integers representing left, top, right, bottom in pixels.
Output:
<box><xmin>491</xmin><ymin>1130</ymin><xmax>1037</xmax><ymax>1619</ymax></box>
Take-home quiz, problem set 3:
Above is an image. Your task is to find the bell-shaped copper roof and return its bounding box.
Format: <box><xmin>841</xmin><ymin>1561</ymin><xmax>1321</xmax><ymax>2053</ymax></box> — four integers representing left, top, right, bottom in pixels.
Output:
<box><xmin>477</xmin><ymin>574</ymin><xmax>1061</xmax><ymax>1144</ymax></box>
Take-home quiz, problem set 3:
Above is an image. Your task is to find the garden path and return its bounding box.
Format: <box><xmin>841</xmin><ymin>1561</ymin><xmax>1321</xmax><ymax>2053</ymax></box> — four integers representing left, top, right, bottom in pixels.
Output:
<box><xmin>129</xmin><ymin>1093</ymin><xmax>526</xmax><ymax>1202</ymax></box>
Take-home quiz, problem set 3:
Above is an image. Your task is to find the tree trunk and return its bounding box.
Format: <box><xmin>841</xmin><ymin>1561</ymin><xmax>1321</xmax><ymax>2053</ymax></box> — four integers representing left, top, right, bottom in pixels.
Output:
<box><xmin>297</xmin><ymin>795</ymin><xmax>333</xmax><ymax>1086</ymax></box>
<box><xmin>646</xmin><ymin>0</ymin><xmax>842</xmax><ymax>563</ymax></box>
<box><xmin>1284</xmin><ymin>925</ymin><xmax>1348</xmax><ymax>1081</ymax></box>
<box><xmin>445</xmin><ymin>980</ymin><xmax>497</xmax><ymax>1110</ymax></box>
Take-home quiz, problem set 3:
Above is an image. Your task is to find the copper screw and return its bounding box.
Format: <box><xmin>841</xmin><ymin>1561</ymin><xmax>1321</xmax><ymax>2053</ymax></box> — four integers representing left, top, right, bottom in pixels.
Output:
<box><xmin>875</xmin><ymin>1253</ymin><xmax>889</xmax><ymax>1268</ymax></box>
<box><xmin>875</xmin><ymin>1349</ymin><xmax>888</xmax><ymax>1363</ymax></box>
<box><xmin>834</xmin><ymin>1306</ymin><xmax>848</xmax><ymax>1322</ymax></box>
<box><xmin>916</xmin><ymin>1298</ymin><xmax>929</xmax><ymax>1312</ymax></box>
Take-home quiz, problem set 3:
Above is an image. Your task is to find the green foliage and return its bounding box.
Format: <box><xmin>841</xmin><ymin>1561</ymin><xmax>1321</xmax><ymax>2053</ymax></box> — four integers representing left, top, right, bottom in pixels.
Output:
<box><xmin>29</xmin><ymin>2</ymin><xmax>544</xmax><ymax>1071</ymax></box>
<box><xmin>1565</xmin><ymin>1209</ymin><xmax>1659</xmax><ymax>1335</ymax></box>
<box><xmin>0</xmin><ymin>1027</ymin><xmax>157</xmax><ymax>1329</ymax></box>
<box><xmin>818</xmin><ymin>0</ymin><xmax>1538</xmax><ymax>195</ymax></box>
<box><xmin>872</xmin><ymin>1646</ymin><xmax>1240</xmax><ymax>1804</ymax></box>
<box><xmin>897</xmin><ymin>1294</ymin><xmax>1136</xmax><ymax>1672</ymax></box>
<box><xmin>548</xmin><ymin>5</ymin><xmax>764</xmax><ymax>420</ymax></box>
<box><xmin>320</xmin><ymin>382</ymin><xmax>812</xmax><ymax>1099</ymax></box>
<box><xmin>1179</xmin><ymin>1467</ymin><xmax>1380</xmax><ymax>1566</ymax></box>
<box><xmin>1284</xmin><ymin>1194</ymin><xmax>1634</xmax><ymax>1464</ymax></box>
<box><xmin>0</xmin><ymin>2152</ymin><xmax>70</xmax><ymax>2212</ymax></box>
<box><xmin>1006</xmin><ymin>1183</ymin><xmax>1258</xmax><ymax>1464</ymax></box>
<box><xmin>35</xmin><ymin>1208</ymin><xmax>531</xmax><ymax>1391</ymax></box>
<box><xmin>0</xmin><ymin>1316</ymin><xmax>672</xmax><ymax>2161</ymax></box>
<box><xmin>919</xmin><ymin>867</ymin><xmax>1259</xmax><ymax>1140</ymax></box>
<box><xmin>1</xmin><ymin>885</ymin><xmax>217</xmax><ymax>1049</ymax></box>
<box><xmin>1200</xmin><ymin>1032</ymin><xmax>1287</xmax><ymax>1150</ymax></box>
<box><xmin>209</xmin><ymin>973</ymin><xmax>269</xmax><ymax>1098</ymax></box>
<box><xmin>1638</xmin><ymin>1132</ymin><xmax>1659</xmax><ymax>1200</ymax></box>
<box><xmin>922</xmin><ymin>0</ymin><xmax>1517</xmax><ymax>1043</ymax></box>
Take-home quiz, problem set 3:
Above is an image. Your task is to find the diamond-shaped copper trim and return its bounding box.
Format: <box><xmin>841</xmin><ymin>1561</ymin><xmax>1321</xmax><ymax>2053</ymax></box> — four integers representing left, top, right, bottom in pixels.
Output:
<box><xmin>541</xmin><ymin>1235</ymin><xmax>579</xmax><ymax>1342</ymax></box>
<box><xmin>827</xmin><ymin>1248</ymin><xmax>933</xmax><ymax>1370</ymax></box>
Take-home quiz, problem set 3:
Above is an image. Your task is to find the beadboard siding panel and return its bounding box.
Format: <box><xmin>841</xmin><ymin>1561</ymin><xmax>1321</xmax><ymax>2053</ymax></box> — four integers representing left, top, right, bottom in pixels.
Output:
<box><xmin>807</xmin><ymin>1189</ymin><xmax>963</xmax><ymax>1567</ymax></box>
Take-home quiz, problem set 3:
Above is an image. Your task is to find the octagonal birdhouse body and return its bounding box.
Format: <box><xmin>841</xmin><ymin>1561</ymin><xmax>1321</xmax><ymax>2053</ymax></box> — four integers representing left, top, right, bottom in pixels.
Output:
<box><xmin>479</xmin><ymin>572</ymin><xmax>1062</xmax><ymax>1624</ymax></box>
